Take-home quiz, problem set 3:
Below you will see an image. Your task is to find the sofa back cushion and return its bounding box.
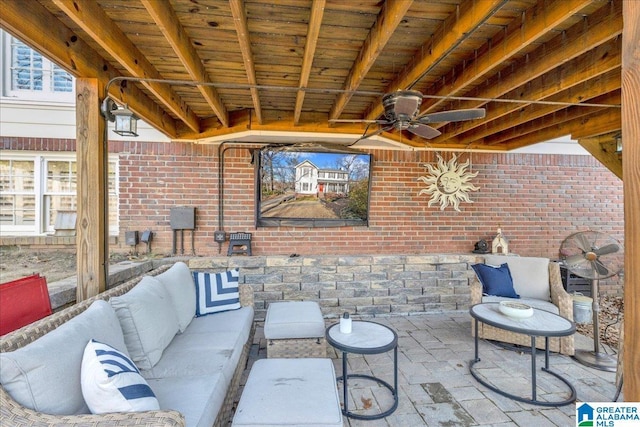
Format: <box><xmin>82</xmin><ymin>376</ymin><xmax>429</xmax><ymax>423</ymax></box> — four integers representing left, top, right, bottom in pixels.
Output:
<box><xmin>110</xmin><ymin>276</ymin><xmax>180</xmax><ymax>370</ymax></box>
<box><xmin>155</xmin><ymin>262</ymin><xmax>196</xmax><ymax>333</ymax></box>
<box><xmin>0</xmin><ymin>300</ymin><xmax>127</xmax><ymax>415</ymax></box>
<box><xmin>484</xmin><ymin>255</ymin><xmax>550</xmax><ymax>301</ymax></box>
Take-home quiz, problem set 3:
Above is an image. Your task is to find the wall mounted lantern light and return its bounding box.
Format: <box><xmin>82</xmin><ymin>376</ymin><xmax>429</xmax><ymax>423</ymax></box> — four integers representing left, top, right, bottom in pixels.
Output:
<box><xmin>100</xmin><ymin>97</ymin><xmax>139</xmax><ymax>137</ymax></box>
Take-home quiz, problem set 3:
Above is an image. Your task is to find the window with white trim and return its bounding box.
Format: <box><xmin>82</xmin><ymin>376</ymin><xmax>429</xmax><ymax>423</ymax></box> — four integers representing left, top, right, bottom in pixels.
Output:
<box><xmin>2</xmin><ymin>32</ymin><xmax>74</xmax><ymax>102</ymax></box>
<box><xmin>0</xmin><ymin>153</ymin><xmax>118</xmax><ymax>236</ymax></box>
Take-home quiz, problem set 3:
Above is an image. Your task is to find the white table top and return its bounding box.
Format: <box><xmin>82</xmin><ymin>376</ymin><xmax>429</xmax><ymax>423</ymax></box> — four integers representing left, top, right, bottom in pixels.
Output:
<box><xmin>470</xmin><ymin>303</ymin><xmax>575</xmax><ymax>337</ymax></box>
<box><xmin>326</xmin><ymin>320</ymin><xmax>397</xmax><ymax>353</ymax></box>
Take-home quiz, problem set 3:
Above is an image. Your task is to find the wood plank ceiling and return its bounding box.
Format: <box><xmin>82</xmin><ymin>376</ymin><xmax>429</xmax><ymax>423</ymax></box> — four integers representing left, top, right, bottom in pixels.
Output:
<box><xmin>0</xmin><ymin>0</ymin><xmax>623</xmax><ymax>153</ymax></box>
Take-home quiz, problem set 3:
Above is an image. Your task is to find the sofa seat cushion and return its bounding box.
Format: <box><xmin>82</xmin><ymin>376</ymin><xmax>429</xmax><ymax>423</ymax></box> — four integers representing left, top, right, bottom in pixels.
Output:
<box><xmin>481</xmin><ymin>296</ymin><xmax>560</xmax><ymax>315</ymax></box>
<box><xmin>141</xmin><ymin>306</ymin><xmax>253</xmax><ymax>381</ymax></box>
<box><xmin>0</xmin><ymin>300</ymin><xmax>128</xmax><ymax>415</ymax></box>
<box><xmin>110</xmin><ymin>276</ymin><xmax>180</xmax><ymax>370</ymax></box>
<box><xmin>141</xmin><ymin>331</ymin><xmax>243</xmax><ymax>382</ymax></box>
<box><xmin>155</xmin><ymin>262</ymin><xmax>196</xmax><ymax>333</ymax></box>
<box><xmin>183</xmin><ymin>306</ymin><xmax>254</xmax><ymax>340</ymax></box>
<box><xmin>484</xmin><ymin>255</ymin><xmax>550</xmax><ymax>301</ymax></box>
<box><xmin>148</xmin><ymin>373</ymin><xmax>227</xmax><ymax>427</ymax></box>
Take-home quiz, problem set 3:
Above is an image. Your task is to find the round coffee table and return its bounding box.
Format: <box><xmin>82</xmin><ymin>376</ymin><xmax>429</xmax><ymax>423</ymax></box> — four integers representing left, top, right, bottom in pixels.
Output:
<box><xmin>469</xmin><ymin>302</ymin><xmax>576</xmax><ymax>407</ymax></box>
<box><xmin>326</xmin><ymin>320</ymin><xmax>398</xmax><ymax>420</ymax></box>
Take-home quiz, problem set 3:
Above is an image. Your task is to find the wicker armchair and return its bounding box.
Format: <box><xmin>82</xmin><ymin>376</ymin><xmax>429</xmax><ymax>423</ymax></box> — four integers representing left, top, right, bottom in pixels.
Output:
<box><xmin>470</xmin><ymin>258</ymin><xmax>575</xmax><ymax>356</ymax></box>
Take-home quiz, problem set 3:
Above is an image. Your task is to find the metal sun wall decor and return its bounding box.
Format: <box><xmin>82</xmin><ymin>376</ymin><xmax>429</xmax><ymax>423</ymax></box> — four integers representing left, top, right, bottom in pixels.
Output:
<box><xmin>418</xmin><ymin>153</ymin><xmax>479</xmax><ymax>212</ymax></box>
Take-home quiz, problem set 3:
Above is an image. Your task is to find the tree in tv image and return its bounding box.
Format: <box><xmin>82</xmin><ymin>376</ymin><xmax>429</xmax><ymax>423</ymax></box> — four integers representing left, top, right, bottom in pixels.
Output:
<box><xmin>258</xmin><ymin>146</ymin><xmax>371</xmax><ymax>225</ymax></box>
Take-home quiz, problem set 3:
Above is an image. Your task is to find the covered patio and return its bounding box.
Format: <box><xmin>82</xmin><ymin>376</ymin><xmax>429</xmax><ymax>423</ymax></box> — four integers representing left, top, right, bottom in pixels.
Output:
<box><xmin>246</xmin><ymin>312</ymin><xmax>620</xmax><ymax>426</ymax></box>
<box><xmin>1</xmin><ymin>0</ymin><xmax>637</xmax><ymax>408</ymax></box>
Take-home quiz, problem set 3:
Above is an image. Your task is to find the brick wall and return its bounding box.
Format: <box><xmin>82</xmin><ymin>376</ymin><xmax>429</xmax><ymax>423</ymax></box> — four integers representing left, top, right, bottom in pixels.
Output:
<box><xmin>111</xmin><ymin>142</ymin><xmax>624</xmax><ymax>259</ymax></box>
<box><xmin>1</xmin><ymin>137</ymin><xmax>625</xmax><ymax>295</ymax></box>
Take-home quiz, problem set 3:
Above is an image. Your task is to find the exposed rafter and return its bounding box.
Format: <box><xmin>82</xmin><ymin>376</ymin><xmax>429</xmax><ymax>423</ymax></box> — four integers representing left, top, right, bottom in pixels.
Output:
<box><xmin>141</xmin><ymin>0</ymin><xmax>229</xmax><ymax>127</ymax></box>
<box><xmin>229</xmin><ymin>0</ymin><xmax>262</xmax><ymax>124</ymax></box>
<box><xmin>328</xmin><ymin>0</ymin><xmax>413</xmax><ymax>121</ymax></box>
<box><xmin>294</xmin><ymin>0</ymin><xmax>325</xmax><ymax>125</ymax></box>
<box><xmin>419</xmin><ymin>0</ymin><xmax>595</xmax><ymax>115</ymax></box>
<box><xmin>0</xmin><ymin>0</ymin><xmax>177</xmax><ymax>137</ymax></box>
<box><xmin>365</xmin><ymin>0</ymin><xmax>508</xmax><ymax>121</ymax></box>
<box><xmin>52</xmin><ymin>0</ymin><xmax>200</xmax><ymax>133</ymax></box>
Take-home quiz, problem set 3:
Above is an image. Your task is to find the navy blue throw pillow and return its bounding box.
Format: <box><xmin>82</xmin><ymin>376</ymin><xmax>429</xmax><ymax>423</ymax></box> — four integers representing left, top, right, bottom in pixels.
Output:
<box><xmin>471</xmin><ymin>263</ymin><xmax>520</xmax><ymax>298</ymax></box>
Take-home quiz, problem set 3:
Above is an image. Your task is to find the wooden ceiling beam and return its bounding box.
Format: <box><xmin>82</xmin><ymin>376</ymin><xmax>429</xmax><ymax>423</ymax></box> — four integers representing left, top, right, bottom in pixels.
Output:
<box><xmin>480</xmin><ymin>90</ymin><xmax>620</xmax><ymax>146</ymax></box>
<box><xmin>180</xmin><ymin>110</ymin><xmax>367</xmax><ymax>141</ymax></box>
<box><xmin>51</xmin><ymin>0</ymin><xmax>200</xmax><ymax>133</ymax></box>
<box><xmin>453</xmin><ymin>70</ymin><xmax>621</xmax><ymax>146</ymax></box>
<box><xmin>366</xmin><ymin>0</ymin><xmax>507</xmax><ymax>120</ymax></box>
<box><xmin>433</xmin><ymin>36</ymin><xmax>622</xmax><ymax>142</ymax></box>
<box><xmin>328</xmin><ymin>0</ymin><xmax>413</xmax><ymax>121</ymax></box>
<box><xmin>141</xmin><ymin>0</ymin><xmax>229</xmax><ymax>127</ymax></box>
<box><xmin>404</xmin><ymin>0</ymin><xmax>623</xmax><ymax>146</ymax></box>
<box><xmin>571</xmin><ymin>108</ymin><xmax>623</xmax><ymax>140</ymax></box>
<box><xmin>0</xmin><ymin>0</ymin><xmax>177</xmax><ymax>137</ymax></box>
<box><xmin>229</xmin><ymin>0</ymin><xmax>263</xmax><ymax>124</ymax></box>
<box><xmin>419</xmin><ymin>0</ymin><xmax>595</xmax><ymax>114</ymax></box>
<box><xmin>294</xmin><ymin>0</ymin><xmax>326</xmax><ymax>125</ymax></box>
<box><xmin>486</xmin><ymin>108</ymin><xmax>620</xmax><ymax>151</ymax></box>
<box><xmin>578</xmin><ymin>132</ymin><xmax>622</xmax><ymax>179</ymax></box>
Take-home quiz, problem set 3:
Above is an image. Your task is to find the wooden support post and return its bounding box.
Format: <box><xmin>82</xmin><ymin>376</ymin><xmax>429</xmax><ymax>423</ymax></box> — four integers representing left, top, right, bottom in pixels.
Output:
<box><xmin>622</xmin><ymin>0</ymin><xmax>639</xmax><ymax>402</ymax></box>
<box><xmin>75</xmin><ymin>78</ymin><xmax>107</xmax><ymax>300</ymax></box>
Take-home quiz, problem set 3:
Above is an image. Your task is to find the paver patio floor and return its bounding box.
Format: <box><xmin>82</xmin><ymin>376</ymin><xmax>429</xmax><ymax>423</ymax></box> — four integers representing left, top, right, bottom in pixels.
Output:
<box><xmin>241</xmin><ymin>311</ymin><xmax>620</xmax><ymax>427</ymax></box>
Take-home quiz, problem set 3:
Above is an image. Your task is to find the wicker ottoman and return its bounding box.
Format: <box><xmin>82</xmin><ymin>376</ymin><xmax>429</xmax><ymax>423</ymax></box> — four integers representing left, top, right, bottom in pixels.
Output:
<box><xmin>232</xmin><ymin>358</ymin><xmax>342</xmax><ymax>427</ymax></box>
<box><xmin>264</xmin><ymin>301</ymin><xmax>326</xmax><ymax>358</ymax></box>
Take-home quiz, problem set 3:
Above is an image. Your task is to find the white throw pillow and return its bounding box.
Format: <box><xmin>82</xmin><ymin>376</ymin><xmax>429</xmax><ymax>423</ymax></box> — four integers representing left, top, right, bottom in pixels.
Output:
<box><xmin>110</xmin><ymin>276</ymin><xmax>180</xmax><ymax>370</ymax></box>
<box><xmin>193</xmin><ymin>269</ymin><xmax>241</xmax><ymax>316</ymax></box>
<box><xmin>0</xmin><ymin>300</ymin><xmax>127</xmax><ymax>415</ymax></box>
<box><xmin>155</xmin><ymin>262</ymin><xmax>196</xmax><ymax>333</ymax></box>
<box><xmin>81</xmin><ymin>339</ymin><xmax>159</xmax><ymax>413</ymax></box>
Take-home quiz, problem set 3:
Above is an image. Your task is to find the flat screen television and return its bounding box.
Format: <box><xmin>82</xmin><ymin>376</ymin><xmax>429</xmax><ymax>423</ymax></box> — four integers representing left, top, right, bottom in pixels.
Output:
<box><xmin>255</xmin><ymin>143</ymin><xmax>372</xmax><ymax>227</ymax></box>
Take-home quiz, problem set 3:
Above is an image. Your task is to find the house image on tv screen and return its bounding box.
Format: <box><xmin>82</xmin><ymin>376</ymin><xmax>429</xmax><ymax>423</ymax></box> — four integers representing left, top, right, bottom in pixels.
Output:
<box><xmin>295</xmin><ymin>160</ymin><xmax>349</xmax><ymax>196</ymax></box>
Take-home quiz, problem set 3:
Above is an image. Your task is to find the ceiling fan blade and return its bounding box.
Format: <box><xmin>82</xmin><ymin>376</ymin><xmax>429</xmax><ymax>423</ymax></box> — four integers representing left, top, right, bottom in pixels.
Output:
<box><xmin>407</xmin><ymin>123</ymin><xmax>441</xmax><ymax>139</ymax></box>
<box><xmin>417</xmin><ymin>108</ymin><xmax>486</xmax><ymax>124</ymax></box>
<box><xmin>594</xmin><ymin>243</ymin><xmax>619</xmax><ymax>256</ymax></box>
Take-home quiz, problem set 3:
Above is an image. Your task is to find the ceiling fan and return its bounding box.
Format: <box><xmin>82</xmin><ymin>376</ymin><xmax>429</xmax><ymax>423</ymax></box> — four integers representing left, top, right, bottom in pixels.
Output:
<box><xmin>331</xmin><ymin>90</ymin><xmax>486</xmax><ymax>141</ymax></box>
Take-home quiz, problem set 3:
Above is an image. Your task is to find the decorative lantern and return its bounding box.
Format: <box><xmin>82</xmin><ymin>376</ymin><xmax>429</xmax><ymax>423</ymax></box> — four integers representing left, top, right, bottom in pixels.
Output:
<box><xmin>101</xmin><ymin>97</ymin><xmax>139</xmax><ymax>137</ymax></box>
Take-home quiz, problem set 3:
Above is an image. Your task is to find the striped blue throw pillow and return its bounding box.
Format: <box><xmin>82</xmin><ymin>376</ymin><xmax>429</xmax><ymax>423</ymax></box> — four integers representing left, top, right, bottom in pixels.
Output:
<box><xmin>193</xmin><ymin>269</ymin><xmax>241</xmax><ymax>316</ymax></box>
<box><xmin>81</xmin><ymin>339</ymin><xmax>159</xmax><ymax>413</ymax></box>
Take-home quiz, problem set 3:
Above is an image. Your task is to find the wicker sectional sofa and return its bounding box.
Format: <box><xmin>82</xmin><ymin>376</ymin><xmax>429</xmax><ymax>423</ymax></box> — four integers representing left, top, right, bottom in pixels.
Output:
<box><xmin>0</xmin><ymin>262</ymin><xmax>255</xmax><ymax>427</ymax></box>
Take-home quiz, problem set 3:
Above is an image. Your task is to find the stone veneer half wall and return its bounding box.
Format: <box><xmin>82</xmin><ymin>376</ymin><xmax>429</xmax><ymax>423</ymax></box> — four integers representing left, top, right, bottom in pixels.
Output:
<box><xmin>189</xmin><ymin>254</ymin><xmax>482</xmax><ymax>320</ymax></box>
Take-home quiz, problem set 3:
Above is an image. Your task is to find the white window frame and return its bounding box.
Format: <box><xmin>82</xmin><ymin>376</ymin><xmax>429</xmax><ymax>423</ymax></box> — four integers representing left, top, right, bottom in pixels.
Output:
<box><xmin>0</xmin><ymin>151</ymin><xmax>119</xmax><ymax>236</ymax></box>
<box><xmin>1</xmin><ymin>31</ymin><xmax>75</xmax><ymax>103</ymax></box>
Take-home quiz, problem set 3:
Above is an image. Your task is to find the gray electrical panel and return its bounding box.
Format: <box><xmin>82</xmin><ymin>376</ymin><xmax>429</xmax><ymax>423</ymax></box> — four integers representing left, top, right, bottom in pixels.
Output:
<box><xmin>170</xmin><ymin>206</ymin><xmax>196</xmax><ymax>230</ymax></box>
